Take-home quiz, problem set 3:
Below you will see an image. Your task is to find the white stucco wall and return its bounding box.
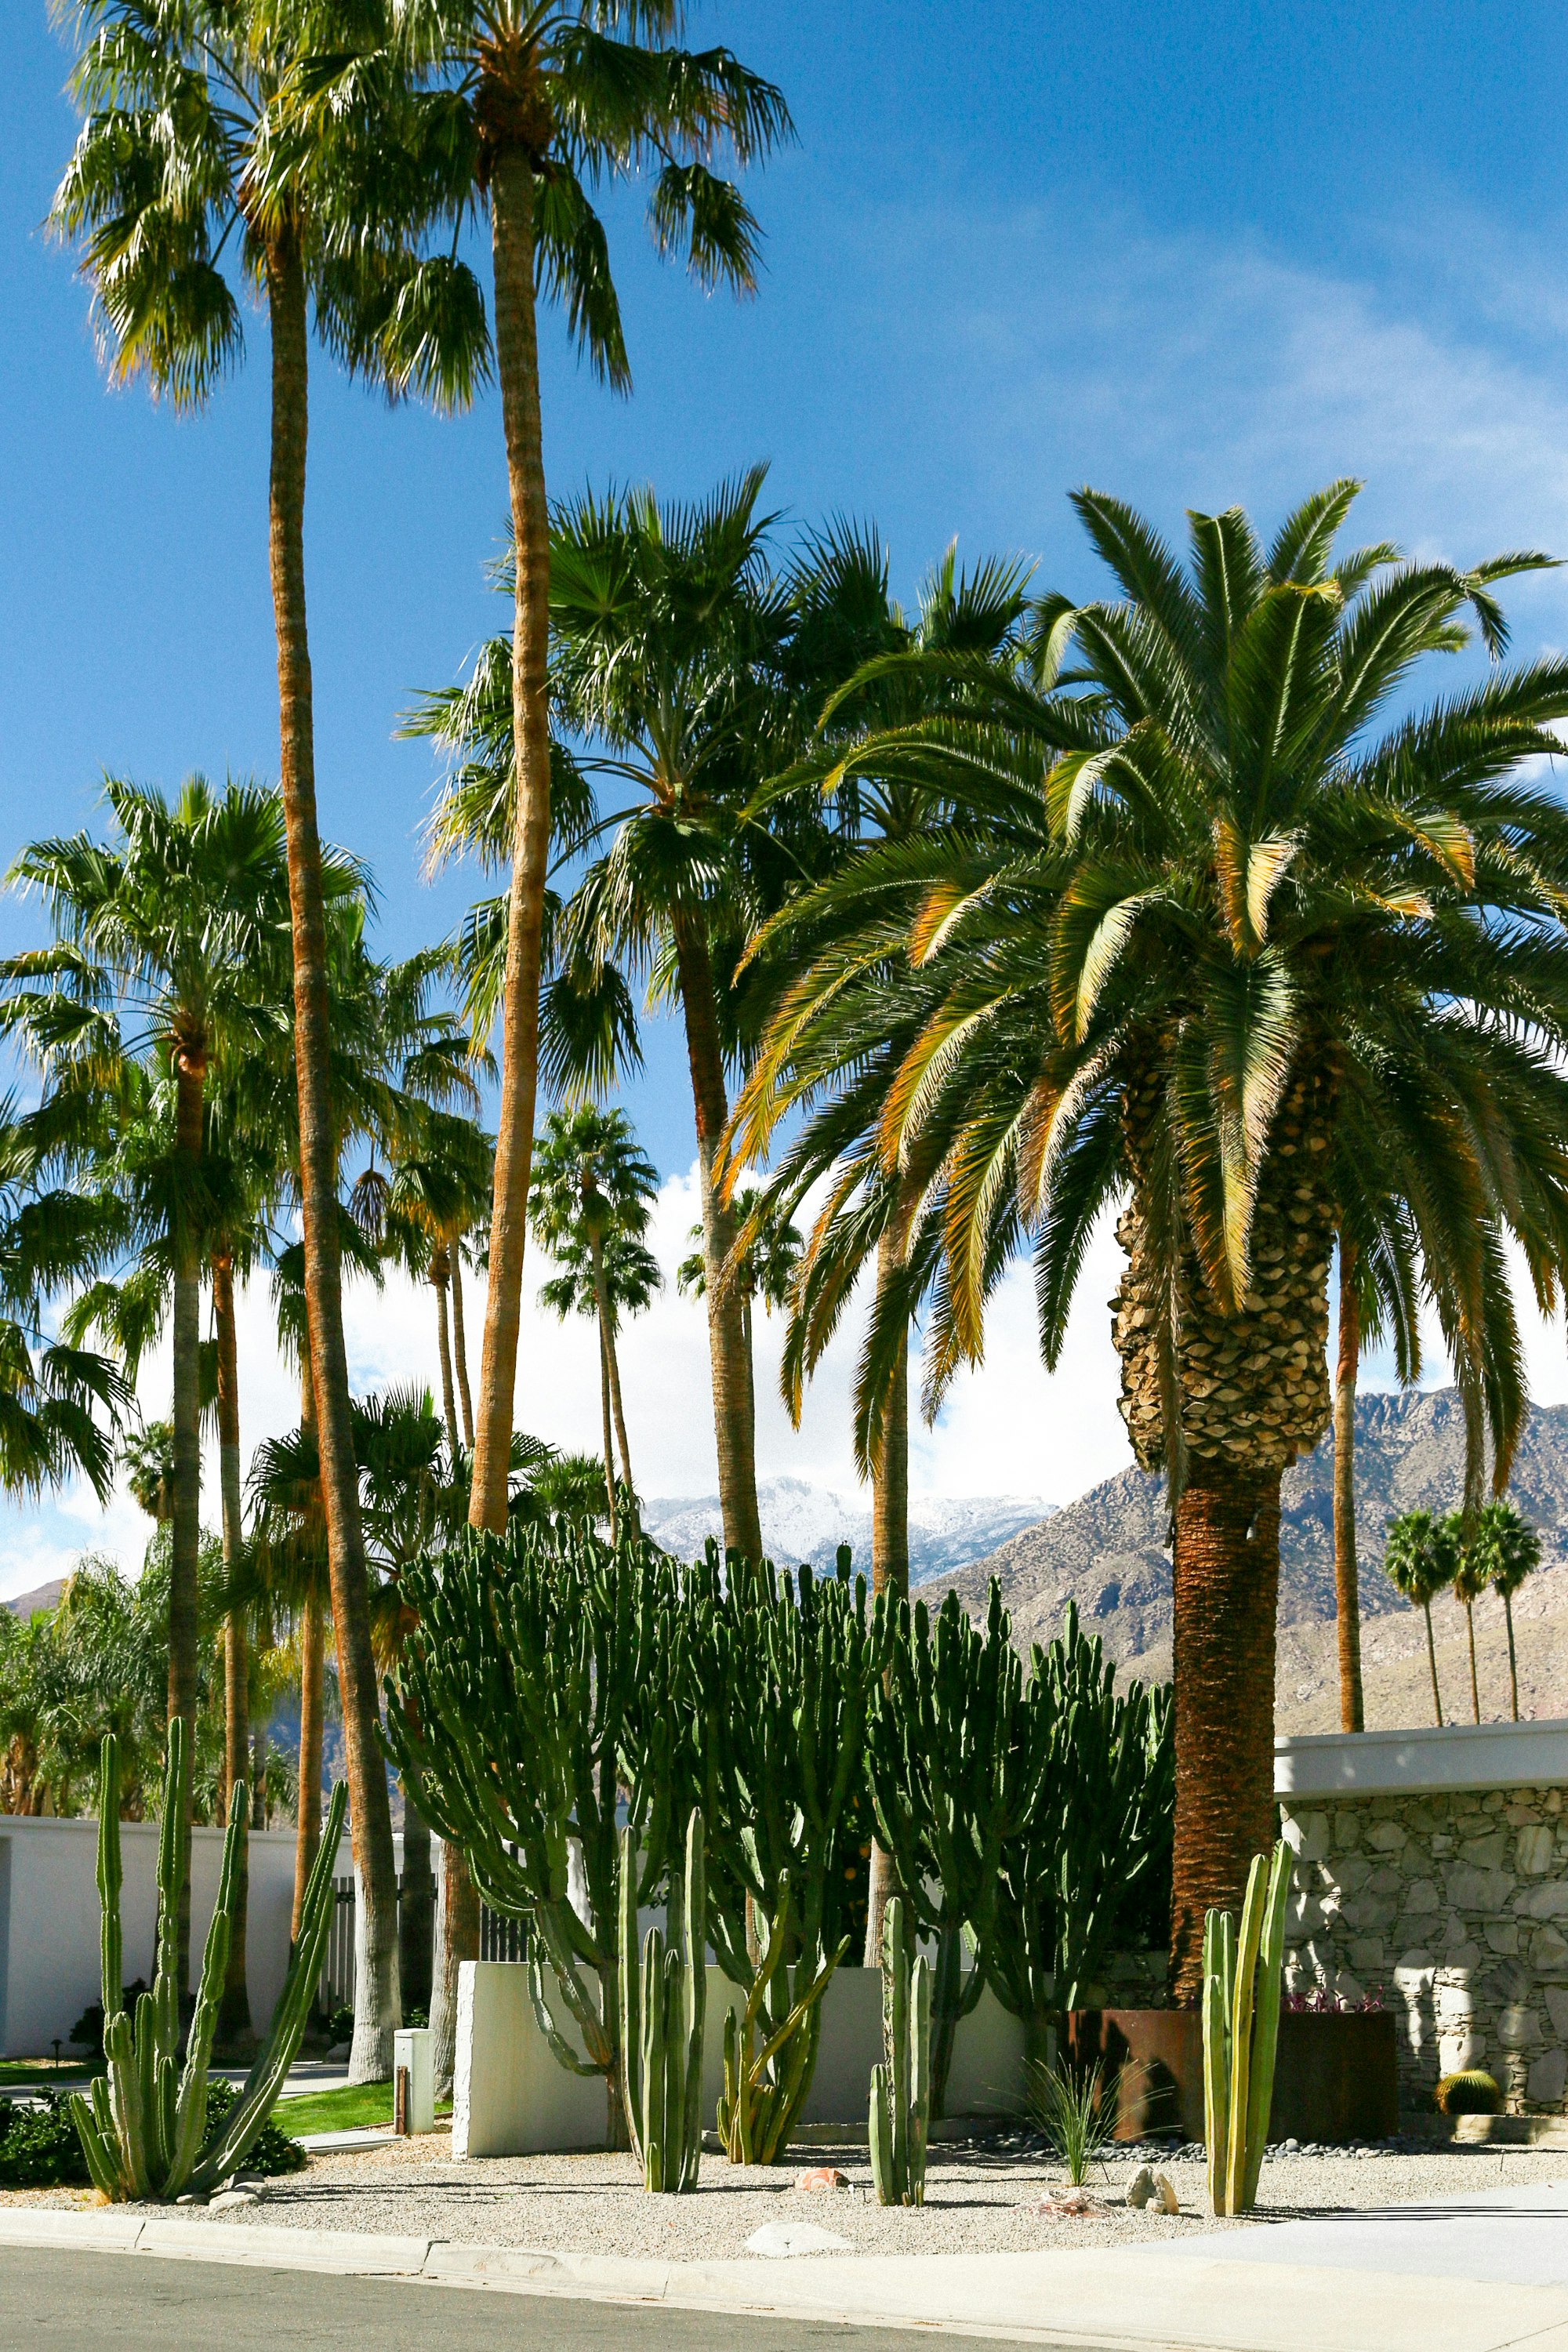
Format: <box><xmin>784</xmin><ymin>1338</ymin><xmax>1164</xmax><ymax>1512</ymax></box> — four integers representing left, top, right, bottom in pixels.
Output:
<box><xmin>0</xmin><ymin>1817</ymin><xmax>356</xmax><ymax>2056</ymax></box>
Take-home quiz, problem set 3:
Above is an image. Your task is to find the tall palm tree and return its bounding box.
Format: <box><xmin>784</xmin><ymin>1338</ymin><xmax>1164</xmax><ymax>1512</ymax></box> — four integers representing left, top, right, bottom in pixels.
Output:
<box><xmin>368</xmin><ymin>1111</ymin><xmax>493</xmax><ymax>1460</ymax></box>
<box><xmin>325</xmin><ymin>1</ymin><xmax>791</xmax><ymax>1536</ymax></box>
<box><xmin>1386</xmin><ymin>1510</ymin><xmax>1460</xmax><ymax>1728</ymax></box>
<box><xmin>48</xmin><ymin>2</ymin><xmax>481</xmax><ymax>2076</ymax></box>
<box><xmin>728</xmin><ymin>484</ymin><xmax>1568</xmax><ymax>1995</ymax></box>
<box><xmin>530</xmin><ymin>1106</ymin><xmax>659</xmax><ymax>1526</ymax></box>
<box><xmin>1449</xmin><ymin>1511</ymin><xmax>1488</xmax><ymax>1726</ymax></box>
<box><xmin>1472</xmin><ymin>1499</ymin><xmax>1539</xmax><ymax>1723</ymax></box>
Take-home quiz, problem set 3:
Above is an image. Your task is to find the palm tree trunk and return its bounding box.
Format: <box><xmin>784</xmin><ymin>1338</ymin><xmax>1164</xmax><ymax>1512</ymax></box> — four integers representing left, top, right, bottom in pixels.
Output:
<box><xmin>670</xmin><ymin>912</ymin><xmax>763</xmax><ymax>1563</ymax></box>
<box><xmin>265</xmin><ymin>232</ymin><xmax>399</xmax><ymax>2079</ymax></box>
<box><xmin>864</xmin><ymin>1222</ymin><xmax>910</xmax><ymax>1969</ymax></box>
<box><xmin>399</xmin><ymin>1801</ymin><xmax>434</xmax><ymax>2019</ymax></box>
<box><xmin>469</xmin><ymin>147</ymin><xmax>552</xmax><ymax>1540</ymax></box>
<box><xmin>430</xmin><ymin>1835</ymin><xmax>481</xmax><ymax>2100</ymax></box>
<box><xmin>1504</xmin><ymin>1590</ymin><xmax>1520</xmax><ymax>1722</ymax></box>
<box><xmin>589</xmin><ymin>1234</ymin><xmax>636</xmax><ymax>1508</ymax></box>
<box><xmin>212</xmin><ymin>1247</ymin><xmax>253</xmax><ymax>2049</ymax></box>
<box><xmin>433</xmin><ymin>1250</ymin><xmax>459</xmax><ymax>1459</ymax></box>
<box><xmin>1465</xmin><ymin>1598</ymin><xmax>1481</xmax><ymax>1722</ymax></box>
<box><xmin>169</xmin><ymin>1050</ymin><xmax>205</xmax><ymax>1997</ymax></box>
<box><xmin>292</xmin><ymin>1592</ymin><xmax>325</xmax><ymax>1945</ymax></box>
<box><xmin>450</xmin><ymin>1248</ymin><xmax>475</xmax><ymax>1452</ymax></box>
<box><xmin>597</xmin><ymin>1323</ymin><xmax>618</xmax><ymax>1541</ymax></box>
<box><xmin>1168</xmin><ymin>1463</ymin><xmax>1281</xmax><ymax>2003</ymax></box>
<box><xmin>1333</xmin><ymin>1239</ymin><xmax>1364</xmax><ymax>1733</ymax></box>
<box><xmin>1424</xmin><ymin>1600</ymin><xmax>1444</xmax><ymax>1726</ymax></box>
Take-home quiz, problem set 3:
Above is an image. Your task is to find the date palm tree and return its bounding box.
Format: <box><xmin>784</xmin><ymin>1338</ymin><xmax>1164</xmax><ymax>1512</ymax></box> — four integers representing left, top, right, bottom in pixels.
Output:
<box><xmin>47</xmin><ymin>2</ymin><xmax>485</xmax><ymax>2075</ymax></box>
<box><xmin>730</xmin><ymin>483</ymin><xmax>1568</xmax><ymax>1995</ymax></box>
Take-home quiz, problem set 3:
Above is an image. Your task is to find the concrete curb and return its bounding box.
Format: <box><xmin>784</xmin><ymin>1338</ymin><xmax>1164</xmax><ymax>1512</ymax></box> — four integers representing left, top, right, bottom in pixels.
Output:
<box><xmin>5</xmin><ymin>2207</ymin><xmax>1568</xmax><ymax>2350</ymax></box>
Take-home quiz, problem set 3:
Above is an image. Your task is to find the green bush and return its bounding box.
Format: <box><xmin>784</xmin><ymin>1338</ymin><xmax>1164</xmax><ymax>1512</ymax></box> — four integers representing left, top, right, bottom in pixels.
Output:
<box><xmin>0</xmin><ymin>2092</ymin><xmax>93</xmax><ymax>2187</ymax></box>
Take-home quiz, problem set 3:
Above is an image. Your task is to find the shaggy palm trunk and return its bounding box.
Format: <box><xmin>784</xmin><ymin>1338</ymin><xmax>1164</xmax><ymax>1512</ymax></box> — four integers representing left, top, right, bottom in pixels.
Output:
<box><xmin>450</xmin><ymin>1249</ymin><xmax>475</xmax><ymax>1451</ymax></box>
<box><xmin>1333</xmin><ymin>1240</ymin><xmax>1364</xmax><ymax>1734</ymax></box>
<box><xmin>864</xmin><ymin>1222</ymin><xmax>910</xmax><ymax>1968</ymax></box>
<box><xmin>430</xmin><ymin>1835</ymin><xmax>481</xmax><ymax>2100</ymax></box>
<box><xmin>293</xmin><ymin>1592</ymin><xmax>326</xmax><ymax>1947</ymax></box>
<box><xmin>433</xmin><ymin>1247</ymin><xmax>459</xmax><ymax>1459</ymax></box>
<box><xmin>169</xmin><ymin>1048</ymin><xmax>205</xmax><ymax>1996</ymax></box>
<box><xmin>400</xmin><ymin>1802</ymin><xmax>434</xmax><ymax>2019</ymax></box>
<box><xmin>1423</xmin><ymin>1602</ymin><xmax>1444</xmax><ymax>1726</ymax></box>
<box><xmin>597</xmin><ymin>1326</ymin><xmax>618</xmax><ymax>1540</ymax></box>
<box><xmin>469</xmin><ymin>146</ymin><xmax>552</xmax><ymax>1540</ymax></box>
<box><xmin>212</xmin><ymin>1248</ymin><xmax>253</xmax><ymax>2049</ymax></box>
<box><xmin>671</xmin><ymin>913</ymin><xmax>763</xmax><ymax>1564</ymax></box>
<box><xmin>266</xmin><ymin>233</ymin><xmax>399</xmax><ymax>2078</ymax></box>
<box><xmin>1114</xmin><ymin>1064</ymin><xmax>1333</xmax><ymax>2002</ymax></box>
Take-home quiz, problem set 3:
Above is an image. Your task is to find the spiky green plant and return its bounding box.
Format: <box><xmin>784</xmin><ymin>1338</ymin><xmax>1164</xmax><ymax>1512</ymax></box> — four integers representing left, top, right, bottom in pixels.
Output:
<box><xmin>618</xmin><ymin>1809</ymin><xmax>706</xmax><ymax>2194</ymax></box>
<box><xmin>868</xmin><ymin>1896</ymin><xmax>931</xmax><ymax>2207</ymax></box>
<box><xmin>1026</xmin><ymin>2057</ymin><xmax>1120</xmax><ymax>2188</ymax></box>
<box><xmin>1201</xmin><ymin>1841</ymin><xmax>1290</xmax><ymax>2216</ymax></box>
<box><xmin>70</xmin><ymin>1724</ymin><xmax>347</xmax><ymax>2201</ymax></box>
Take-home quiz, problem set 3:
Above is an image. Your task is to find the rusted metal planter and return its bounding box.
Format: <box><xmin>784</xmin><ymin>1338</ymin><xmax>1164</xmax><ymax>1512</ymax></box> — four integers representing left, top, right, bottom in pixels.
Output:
<box><xmin>1064</xmin><ymin>2006</ymin><xmax>1399</xmax><ymax>2144</ymax></box>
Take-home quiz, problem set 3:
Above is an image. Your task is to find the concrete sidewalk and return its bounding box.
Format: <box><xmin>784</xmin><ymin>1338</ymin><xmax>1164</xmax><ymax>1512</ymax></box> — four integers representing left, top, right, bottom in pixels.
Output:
<box><xmin>5</xmin><ymin>2200</ymin><xmax>1568</xmax><ymax>2352</ymax></box>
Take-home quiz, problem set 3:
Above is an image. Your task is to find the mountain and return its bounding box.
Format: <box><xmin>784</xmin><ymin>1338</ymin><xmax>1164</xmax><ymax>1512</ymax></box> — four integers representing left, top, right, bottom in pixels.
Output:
<box><xmin>643</xmin><ymin>1475</ymin><xmax>1054</xmax><ymax>1584</ymax></box>
<box><xmin>4</xmin><ymin>1577</ymin><xmax>66</xmax><ymax>1621</ymax></box>
<box><xmin>942</xmin><ymin>1387</ymin><xmax>1568</xmax><ymax>1729</ymax></box>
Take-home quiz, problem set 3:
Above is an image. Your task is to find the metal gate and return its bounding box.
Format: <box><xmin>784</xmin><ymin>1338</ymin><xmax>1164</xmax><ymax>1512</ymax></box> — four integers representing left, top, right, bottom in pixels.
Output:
<box><xmin>315</xmin><ymin>1872</ymin><xmax>527</xmax><ymax>2011</ymax></box>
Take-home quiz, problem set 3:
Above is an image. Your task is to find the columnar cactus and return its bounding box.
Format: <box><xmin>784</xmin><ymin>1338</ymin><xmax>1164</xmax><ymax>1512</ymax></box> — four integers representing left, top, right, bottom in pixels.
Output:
<box><xmin>869</xmin><ymin>1896</ymin><xmax>931</xmax><ymax>2207</ymax></box>
<box><xmin>618</xmin><ymin>1809</ymin><xmax>706</xmax><ymax>2193</ymax></box>
<box><xmin>71</xmin><ymin>1724</ymin><xmax>347</xmax><ymax>2201</ymax></box>
<box><xmin>1201</xmin><ymin>1840</ymin><xmax>1290</xmax><ymax>2216</ymax></box>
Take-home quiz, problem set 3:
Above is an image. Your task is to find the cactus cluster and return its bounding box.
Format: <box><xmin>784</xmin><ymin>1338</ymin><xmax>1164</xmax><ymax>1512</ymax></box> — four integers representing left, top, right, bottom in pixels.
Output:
<box><xmin>1201</xmin><ymin>1840</ymin><xmax>1290</xmax><ymax>2216</ymax></box>
<box><xmin>71</xmin><ymin>1723</ymin><xmax>347</xmax><ymax>2202</ymax></box>
<box><xmin>618</xmin><ymin>1810</ymin><xmax>706</xmax><ymax>2193</ymax></box>
<box><xmin>869</xmin><ymin>1896</ymin><xmax>931</xmax><ymax>2207</ymax></box>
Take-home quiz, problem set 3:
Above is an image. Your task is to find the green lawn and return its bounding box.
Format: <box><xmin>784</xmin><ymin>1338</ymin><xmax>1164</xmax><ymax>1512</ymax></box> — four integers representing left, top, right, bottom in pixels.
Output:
<box><xmin>279</xmin><ymin>2081</ymin><xmax>452</xmax><ymax>2138</ymax></box>
<box><xmin>0</xmin><ymin>2060</ymin><xmax>101</xmax><ymax>2088</ymax></box>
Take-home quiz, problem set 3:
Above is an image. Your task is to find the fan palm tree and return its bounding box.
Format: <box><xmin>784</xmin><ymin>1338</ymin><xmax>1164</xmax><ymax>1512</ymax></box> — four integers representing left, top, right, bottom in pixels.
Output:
<box><xmin>316</xmin><ymin>1</ymin><xmax>791</xmax><ymax>1537</ymax></box>
<box><xmin>529</xmin><ymin>1105</ymin><xmax>659</xmax><ymax>1526</ymax></box>
<box><xmin>1385</xmin><ymin>1509</ymin><xmax>1461</xmax><ymax>1727</ymax></box>
<box><xmin>728</xmin><ymin>483</ymin><xmax>1568</xmax><ymax>1994</ymax></box>
<box><xmin>368</xmin><ymin>1111</ymin><xmax>494</xmax><ymax>1458</ymax></box>
<box><xmin>1448</xmin><ymin>1509</ymin><xmax>1490</xmax><ymax>1725</ymax></box>
<box><xmin>48</xmin><ymin>3</ymin><xmax>482</xmax><ymax>2074</ymax></box>
<box><xmin>1471</xmin><ymin>1499</ymin><xmax>1540</xmax><ymax>1722</ymax></box>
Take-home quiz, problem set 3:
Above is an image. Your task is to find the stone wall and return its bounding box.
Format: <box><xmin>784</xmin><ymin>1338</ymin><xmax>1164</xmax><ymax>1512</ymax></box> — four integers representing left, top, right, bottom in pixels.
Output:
<box><xmin>1279</xmin><ymin>1781</ymin><xmax>1568</xmax><ymax>2114</ymax></box>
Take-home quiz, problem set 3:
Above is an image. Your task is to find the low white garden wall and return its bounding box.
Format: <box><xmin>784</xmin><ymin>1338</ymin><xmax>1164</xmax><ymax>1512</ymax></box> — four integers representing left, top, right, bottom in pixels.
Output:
<box><xmin>0</xmin><ymin>1816</ymin><xmax>356</xmax><ymax>2056</ymax></box>
<box><xmin>1275</xmin><ymin>1717</ymin><xmax>1568</xmax><ymax>2113</ymax></box>
<box><xmin>452</xmin><ymin>1959</ymin><xmax>1027</xmax><ymax>2158</ymax></box>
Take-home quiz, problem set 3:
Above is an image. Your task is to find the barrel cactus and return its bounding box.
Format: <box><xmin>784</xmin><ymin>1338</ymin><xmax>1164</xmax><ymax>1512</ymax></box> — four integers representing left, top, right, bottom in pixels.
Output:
<box><xmin>71</xmin><ymin>1723</ymin><xmax>347</xmax><ymax>2201</ymax></box>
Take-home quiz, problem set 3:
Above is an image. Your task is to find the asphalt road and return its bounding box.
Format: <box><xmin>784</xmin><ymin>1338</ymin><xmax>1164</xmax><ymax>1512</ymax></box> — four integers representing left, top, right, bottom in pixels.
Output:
<box><xmin>6</xmin><ymin>2249</ymin><xmax>951</xmax><ymax>2351</ymax></box>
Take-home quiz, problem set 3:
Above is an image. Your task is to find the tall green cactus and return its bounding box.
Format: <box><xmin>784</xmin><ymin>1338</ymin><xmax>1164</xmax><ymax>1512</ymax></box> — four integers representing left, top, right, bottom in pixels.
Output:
<box><xmin>869</xmin><ymin>1896</ymin><xmax>931</xmax><ymax>2207</ymax></box>
<box><xmin>618</xmin><ymin>1809</ymin><xmax>706</xmax><ymax>2193</ymax></box>
<box><xmin>71</xmin><ymin>1725</ymin><xmax>347</xmax><ymax>2201</ymax></box>
<box><xmin>1201</xmin><ymin>1841</ymin><xmax>1290</xmax><ymax>2216</ymax></box>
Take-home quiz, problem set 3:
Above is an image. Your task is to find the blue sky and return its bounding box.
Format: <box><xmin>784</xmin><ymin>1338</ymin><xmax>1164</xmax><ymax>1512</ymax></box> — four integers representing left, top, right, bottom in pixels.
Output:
<box><xmin>6</xmin><ymin>2</ymin><xmax>1568</xmax><ymax>1584</ymax></box>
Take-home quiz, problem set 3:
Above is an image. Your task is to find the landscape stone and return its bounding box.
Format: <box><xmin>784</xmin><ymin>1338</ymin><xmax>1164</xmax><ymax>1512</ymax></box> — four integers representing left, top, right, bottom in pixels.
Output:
<box><xmin>1519</xmin><ymin>1826</ymin><xmax>1555</xmax><ymax>1876</ymax></box>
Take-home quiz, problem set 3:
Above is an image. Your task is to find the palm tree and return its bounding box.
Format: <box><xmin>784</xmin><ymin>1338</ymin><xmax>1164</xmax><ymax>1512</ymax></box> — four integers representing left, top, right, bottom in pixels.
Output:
<box><xmin>48</xmin><ymin>3</ymin><xmax>481</xmax><ymax>2077</ymax></box>
<box><xmin>530</xmin><ymin>1106</ymin><xmax>659</xmax><ymax>1527</ymax></box>
<box><xmin>1471</xmin><ymin>1499</ymin><xmax>1540</xmax><ymax>1723</ymax></box>
<box><xmin>726</xmin><ymin>485</ymin><xmax>1568</xmax><ymax>1994</ymax></box>
<box><xmin>1448</xmin><ymin>1509</ymin><xmax>1489</xmax><ymax>1726</ymax></box>
<box><xmin>320</xmin><ymin>2</ymin><xmax>791</xmax><ymax>1537</ymax></box>
<box><xmin>369</xmin><ymin>1111</ymin><xmax>493</xmax><ymax>1460</ymax></box>
<box><xmin>1386</xmin><ymin>1510</ymin><xmax>1461</xmax><ymax>1727</ymax></box>
<box><xmin>677</xmin><ymin>1181</ymin><xmax>803</xmax><ymax>1472</ymax></box>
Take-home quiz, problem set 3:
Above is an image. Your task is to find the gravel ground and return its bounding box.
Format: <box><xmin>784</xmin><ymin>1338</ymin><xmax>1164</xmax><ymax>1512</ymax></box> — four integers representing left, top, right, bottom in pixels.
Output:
<box><xmin>165</xmin><ymin>2131</ymin><xmax>1568</xmax><ymax>2262</ymax></box>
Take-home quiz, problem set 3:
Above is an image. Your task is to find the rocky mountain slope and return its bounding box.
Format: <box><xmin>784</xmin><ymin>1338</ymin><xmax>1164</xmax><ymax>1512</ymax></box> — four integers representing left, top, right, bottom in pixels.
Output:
<box><xmin>943</xmin><ymin>1387</ymin><xmax>1568</xmax><ymax>1730</ymax></box>
<box><xmin>644</xmin><ymin>1475</ymin><xmax>1053</xmax><ymax>1584</ymax></box>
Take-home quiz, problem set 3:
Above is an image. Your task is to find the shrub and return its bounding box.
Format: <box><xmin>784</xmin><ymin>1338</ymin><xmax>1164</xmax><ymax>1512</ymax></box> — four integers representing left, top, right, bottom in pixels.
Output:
<box><xmin>0</xmin><ymin>2092</ymin><xmax>92</xmax><ymax>2188</ymax></box>
<box><xmin>67</xmin><ymin>1980</ymin><xmax>149</xmax><ymax>2060</ymax></box>
<box><xmin>201</xmin><ymin>2079</ymin><xmax>305</xmax><ymax>2179</ymax></box>
<box><xmin>1435</xmin><ymin>2069</ymin><xmax>1502</xmax><ymax>2116</ymax></box>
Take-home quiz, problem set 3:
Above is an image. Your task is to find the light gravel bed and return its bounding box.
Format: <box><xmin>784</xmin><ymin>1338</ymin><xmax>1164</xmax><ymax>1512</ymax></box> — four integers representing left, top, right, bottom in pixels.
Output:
<box><xmin>180</xmin><ymin>2131</ymin><xmax>1568</xmax><ymax>2262</ymax></box>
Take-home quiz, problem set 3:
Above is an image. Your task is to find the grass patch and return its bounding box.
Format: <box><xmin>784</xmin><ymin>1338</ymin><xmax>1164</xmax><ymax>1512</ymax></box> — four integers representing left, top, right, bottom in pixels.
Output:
<box><xmin>279</xmin><ymin>2081</ymin><xmax>452</xmax><ymax>2138</ymax></box>
<box><xmin>0</xmin><ymin>2060</ymin><xmax>101</xmax><ymax>2087</ymax></box>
